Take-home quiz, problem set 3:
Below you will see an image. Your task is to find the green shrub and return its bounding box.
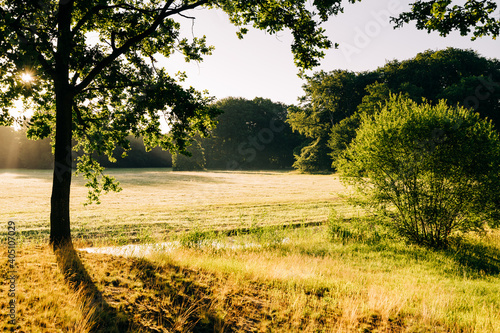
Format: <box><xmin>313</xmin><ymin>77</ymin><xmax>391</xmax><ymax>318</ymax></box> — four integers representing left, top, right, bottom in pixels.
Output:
<box><xmin>337</xmin><ymin>95</ymin><xmax>500</xmax><ymax>249</ymax></box>
<box><xmin>178</xmin><ymin>229</ymin><xmax>213</xmax><ymax>248</ymax></box>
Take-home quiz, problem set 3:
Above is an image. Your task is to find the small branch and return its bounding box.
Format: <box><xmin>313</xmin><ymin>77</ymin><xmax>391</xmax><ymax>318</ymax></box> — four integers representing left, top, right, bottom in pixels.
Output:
<box><xmin>178</xmin><ymin>12</ymin><xmax>196</xmax><ymax>20</ymax></box>
<box><xmin>81</xmin><ymin>82</ymin><xmax>143</xmax><ymax>94</ymax></box>
<box><xmin>72</xmin><ymin>3</ymin><xmax>162</xmax><ymax>37</ymax></box>
<box><xmin>73</xmin><ymin>104</ymin><xmax>89</xmax><ymax>131</ymax></box>
<box><xmin>71</xmin><ymin>72</ymin><xmax>80</xmax><ymax>86</ymax></box>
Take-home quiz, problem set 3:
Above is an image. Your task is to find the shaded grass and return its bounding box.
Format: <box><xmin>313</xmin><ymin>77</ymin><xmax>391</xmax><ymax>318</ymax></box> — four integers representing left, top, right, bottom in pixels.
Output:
<box><xmin>0</xmin><ymin>245</ymin><xmax>97</xmax><ymax>332</ymax></box>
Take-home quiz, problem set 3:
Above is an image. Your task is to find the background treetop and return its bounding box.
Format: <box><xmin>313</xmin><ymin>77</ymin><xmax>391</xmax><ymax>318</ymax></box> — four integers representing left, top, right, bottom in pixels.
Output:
<box><xmin>287</xmin><ymin>48</ymin><xmax>500</xmax><ymax>173</ymax></box>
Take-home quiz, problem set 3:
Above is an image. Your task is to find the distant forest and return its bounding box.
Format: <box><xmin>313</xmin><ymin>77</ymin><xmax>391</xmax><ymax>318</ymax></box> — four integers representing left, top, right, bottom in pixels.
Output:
<box><xmin>0</xmin><ymin>127</ymin><xmax>172</xmax><ymax>169</ymax></box>
<box><xmin>287</xmin><ymin>48</ymin><xmax>500</xmax><ymax>172</ymax></box>
<box><xmin>0</xmin><ymin>97</ymin><xmax>302</xmax><ymax>170</ymax></box>
<box><xmin>173</xmin><ymin>97</ymin><xmax>303</xmax><ymax>171</ymax></box>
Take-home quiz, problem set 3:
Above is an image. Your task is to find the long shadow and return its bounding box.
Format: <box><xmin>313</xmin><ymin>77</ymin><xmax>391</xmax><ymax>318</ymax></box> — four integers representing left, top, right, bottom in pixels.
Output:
<box><xmin>446</xmin><ymin>238</ymin><xmax>500</xmax><ymax>276</ymax></box>
<box><xmin>54</xmin><ymin>244</ymin><xmax>130</xmax><ymax>332</ymax></box>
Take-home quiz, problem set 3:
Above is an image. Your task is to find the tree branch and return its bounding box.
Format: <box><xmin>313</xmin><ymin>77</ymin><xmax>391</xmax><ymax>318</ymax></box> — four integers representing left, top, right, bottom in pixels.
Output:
<box><xmin>81</xmin><ymin>82</ymin><xmax>144</xmax><ymax>94</ymax></box>
<box><xmin>72</xmin><ymin>3</ymin><xmax>165</xmax><ymax>37</ymax></box>
<box><xmin>74</xmin><ymin>0</ymin><xmax>209</xmax><ymax>94</ymax></box>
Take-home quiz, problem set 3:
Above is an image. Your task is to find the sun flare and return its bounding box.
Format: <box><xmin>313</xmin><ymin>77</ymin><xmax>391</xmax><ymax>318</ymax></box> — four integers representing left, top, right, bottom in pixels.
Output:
<box><xmin>20</xmin><ymin>72</ymin><xmax>34</xmax><ymax>83</ymax></box>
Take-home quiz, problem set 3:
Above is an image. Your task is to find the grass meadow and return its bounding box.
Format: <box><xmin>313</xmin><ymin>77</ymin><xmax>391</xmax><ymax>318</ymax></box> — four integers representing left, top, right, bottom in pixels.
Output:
<box><xmin>1</xmin><ymin>169</ymin><xmax>500</xmax><ymax>332</ymax></box>
<box><xmin>0</xmin><ymin>169</ymin><xmax>343</xmax><ymax>245</ymax></box>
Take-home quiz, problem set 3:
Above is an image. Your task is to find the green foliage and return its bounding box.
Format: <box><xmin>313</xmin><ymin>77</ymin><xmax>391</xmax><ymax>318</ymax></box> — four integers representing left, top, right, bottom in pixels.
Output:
<box><xmin>287</xmin><ymin>70</ymin><xmax>376</xmax><ymax>172</ymax></box>
<box><xmin>203</xmin><ymin>97</ymin><xmax>301</xmax><ymax>170</ymax></box>
<box><xmin>328</xmin><ymin>116</ymin><xmax>360</xmax><ymax>169</ymax></box>
<box><xmin>96</xmin><ymin>136</ymin><xmax>172</xmax><ymax>168</ymax></box>
<box><xmin>178</xmin><ymin>229</ymin><xmax>210</xmax><ymax>249</ymax></box>
<box><xmin>327</xmin><ymin>211</ymin><xmax>394</xmax><ymax>246</ymax></box>
<box><xmin>178</xmin><ymin>228</ymin><xmax>220</xmax><ymax>249</ymax></box>
<box><xmin>337</xmin><ymin>95</ymin><xmax>500</xmax><ymax>249</ymax></box>
<box><xmin>292</xmin><ymin>137</ymin><xmax>332</xmax><ymax>173</ymax></box>
<box><xmin>75</xmin><ymin>154</ymin><xmax>122</xmax><ymax>205</ymax></box>
<box><xmin>211</xmin><ymin>0</ymin><xmax>359</xmax><ymax>70</ymax></box>
<box><xmin>394</xmin><ymin>0</ymin><xmax>500</xmax><ymax>40</ymax></box>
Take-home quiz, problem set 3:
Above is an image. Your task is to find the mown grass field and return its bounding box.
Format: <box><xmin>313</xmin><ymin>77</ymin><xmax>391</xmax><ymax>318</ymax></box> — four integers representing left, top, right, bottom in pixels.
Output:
<box><xmin>2</xmin><ymin>169</ymin><xmax>500</xmax><ymax>332</ymax></box>
<box><xmin>0</xmin><ymin>169</ymin><xmax>344</xmax><ymax>244</ymax></box>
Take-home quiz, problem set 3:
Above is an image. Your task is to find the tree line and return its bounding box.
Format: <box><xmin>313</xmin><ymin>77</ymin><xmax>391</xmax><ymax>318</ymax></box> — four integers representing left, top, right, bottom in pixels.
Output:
<box><xmin>0</xmin><ymin>97</ymin><xmax>302</xmax><ymax>170</ymax></box>
<box><xmin>171</xmin><ymin>48</ymin><xmax>500</xmax><ymax>173</ymax></box>
<box><xmin>173</xmin><ymin>97</ymin><xmax>302</xmax><ymax>171</ymax></box>
<box><xmin>288</xmin><ymin>47</ymin><xmax>500</xmax><ymax>172</ymax></box>
<box><xmin>0</xmin><ymin>127</ymin><xmax>172</xmax><ymax>169</ymax></box>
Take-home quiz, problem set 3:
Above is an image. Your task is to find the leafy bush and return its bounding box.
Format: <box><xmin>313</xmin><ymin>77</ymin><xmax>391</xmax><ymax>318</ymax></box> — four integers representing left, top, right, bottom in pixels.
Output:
<box><xmin>178</xmin><ymin>228</ymin><xmax>218</xmax><ymax>248</ymax></box>
<box><xmin>178</xmin><ymin>229</ymin><xmax>209</xmax><ymax>248</ymax></box>
<box><xmin>337</xmin><ymin>95</ymin><xmax>500</xmax><ymax>249</ymax></box>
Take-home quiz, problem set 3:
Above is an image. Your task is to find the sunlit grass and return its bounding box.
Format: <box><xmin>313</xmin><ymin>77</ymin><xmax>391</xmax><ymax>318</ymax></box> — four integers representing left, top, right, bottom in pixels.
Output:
<box><xmin>0</xmin><ymin>169</ymin><xmax>347</xmax><ymax>244</ymax></box>
<box><xmin>147</xmin><ymin>224</ymin><xmax>500</xmax><ymax>332</ymax></box>
<box><xmin>0</xmin><ymin>245</ymin><xmax>96</xmax><ymax>332</ymax></box>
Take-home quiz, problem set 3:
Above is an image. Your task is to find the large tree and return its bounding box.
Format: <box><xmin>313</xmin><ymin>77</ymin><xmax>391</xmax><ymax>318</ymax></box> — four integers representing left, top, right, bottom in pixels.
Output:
<box><xmin>287</xmin><ymin>70</ymin><xmax>376</xmax><ymax>172</ymax></box>
<box><xmin>202</xmin><ymin>97</ymin><xmax>301</xmax><ymax>170</ymax></box>
<box><xmin>0</xmin><ymin>0</ymin><xmax>354</xmax><ymax>247</ymax></box>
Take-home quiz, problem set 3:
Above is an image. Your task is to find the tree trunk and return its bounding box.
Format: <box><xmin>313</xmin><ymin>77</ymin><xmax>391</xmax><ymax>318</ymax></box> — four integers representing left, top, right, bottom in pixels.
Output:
<box><xmin>50</xmin><ymin>0</ymin><xmax>74</xmax><ymax>248</ymax></box>
<box><xmin>50</xmin><ymin>90</ymin><xmax>73</xmax><ymax>247</ymax></box>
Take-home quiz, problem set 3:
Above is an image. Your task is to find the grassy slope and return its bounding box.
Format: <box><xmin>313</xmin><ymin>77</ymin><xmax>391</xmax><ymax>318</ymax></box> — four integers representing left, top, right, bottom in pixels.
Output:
<box><xmin>1</xmin><ymin>169</ymin><xmax>500</xmax><ymax>332</ymax></box>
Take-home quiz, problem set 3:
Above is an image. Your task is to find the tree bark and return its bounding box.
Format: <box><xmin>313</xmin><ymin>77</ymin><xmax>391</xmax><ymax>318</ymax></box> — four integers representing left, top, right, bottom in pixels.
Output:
<box><xmin>50</xmin><ymin>90</ymin><xmax>73</xmax><ymax>247</ymax></box>
<box><xmin>50</xmin><ymin>0</ymin><xmax>74</xmax><ymax>248</ymax></box>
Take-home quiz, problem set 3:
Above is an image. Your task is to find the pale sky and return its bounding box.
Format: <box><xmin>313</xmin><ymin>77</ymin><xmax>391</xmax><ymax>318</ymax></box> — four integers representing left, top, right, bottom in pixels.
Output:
<box><xmin>161</xmin><ymin>0</ymin><xmax>500</xmax><ymax>106</ymax></box>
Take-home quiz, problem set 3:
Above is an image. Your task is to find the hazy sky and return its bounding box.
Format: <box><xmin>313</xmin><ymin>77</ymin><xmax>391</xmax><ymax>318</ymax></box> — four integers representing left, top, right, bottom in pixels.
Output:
<box><xmin>160</xmin><ymin>0</ymin><xmax>500</xmax><ymax>106</ymax></box>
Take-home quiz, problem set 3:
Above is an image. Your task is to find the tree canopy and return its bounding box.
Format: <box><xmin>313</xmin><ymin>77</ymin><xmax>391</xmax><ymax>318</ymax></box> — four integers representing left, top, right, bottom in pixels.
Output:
<box><xmin>203</xmin><ymin>97</ymin><xmax>301</xmax><ymax>170</ymax></box>
<box><xmin>170</xmin><ymin>97</ymin><xmax>302</xmax><ymax>171</ymax></box>
<box><xmin>394</xmin><ymin>0</ymin><xmax>500</xmax><ymax>40</ymax></box>
<box><xmin>287</xmin><ymin>70</ymin><xmax>376</xmax><ymax>172</ymax></box>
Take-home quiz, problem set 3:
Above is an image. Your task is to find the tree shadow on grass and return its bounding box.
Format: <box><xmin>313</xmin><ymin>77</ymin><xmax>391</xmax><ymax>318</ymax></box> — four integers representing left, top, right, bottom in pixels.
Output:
<box><xmin>446</xmin><ymin>238</ymin><xmax>500</xmax><ymax>276</ymax></box>
<box><xmin>55</xmin><ymin>244</ymin><xmax>227</xmax><ymax>332</ymax></box>
<box><xmin>54</xmin><ymin>244</ymin><xmax>130</xmax><ymax>332</ymax></box>
<box><xmin>128</xmin><ymin>258</ymin><xmax>225</xmax><ymax>332</ymax></box>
